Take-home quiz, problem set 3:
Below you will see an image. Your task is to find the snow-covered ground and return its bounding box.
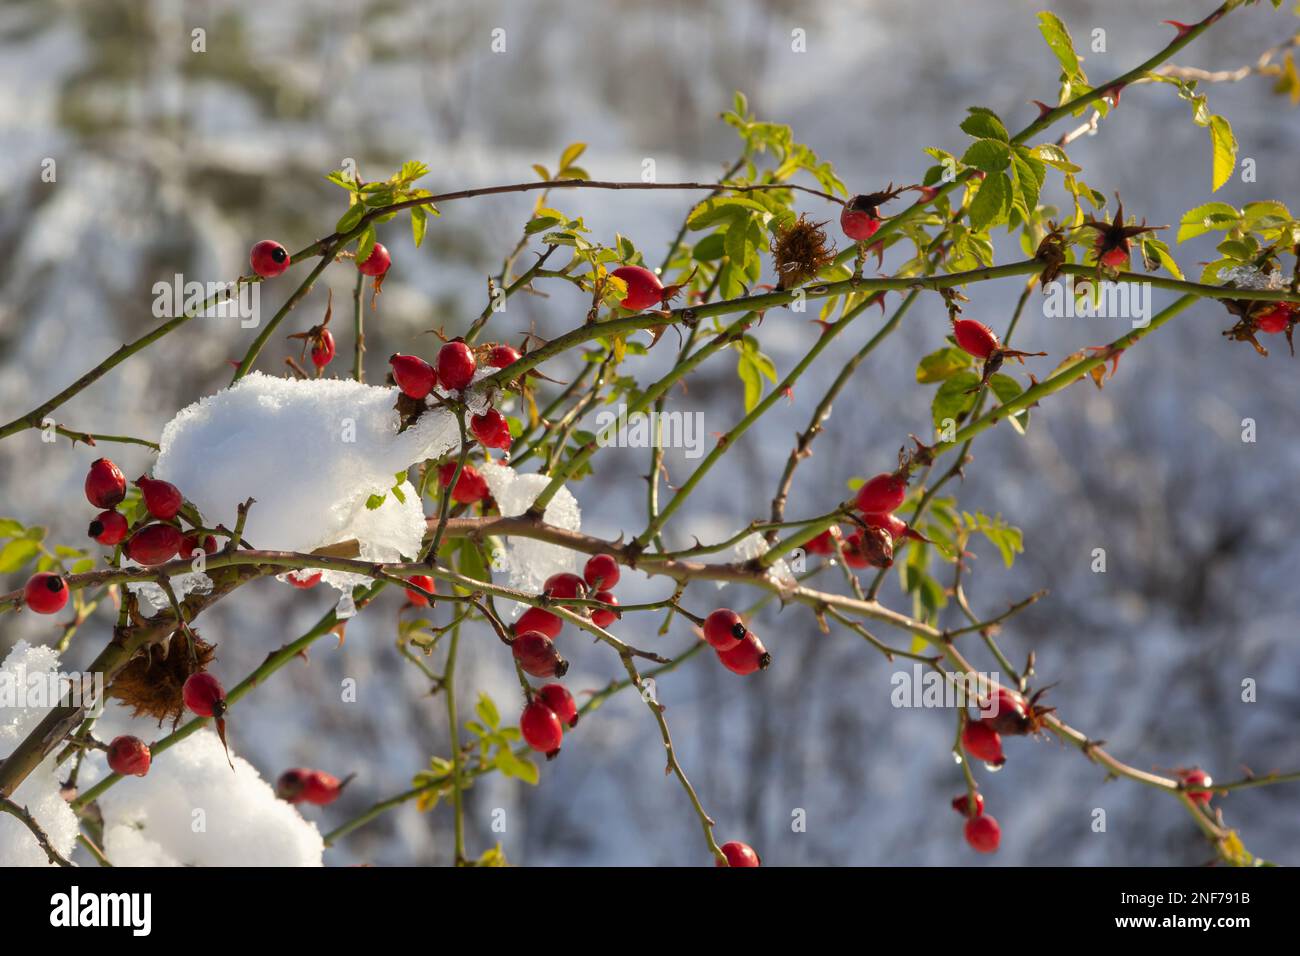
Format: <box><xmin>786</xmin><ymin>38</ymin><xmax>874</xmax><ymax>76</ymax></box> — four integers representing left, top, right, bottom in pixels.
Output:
<box><xmin>1</xmin><ymin>0</ymin><xmax>1298</xmax><ymax>865</ymax></box>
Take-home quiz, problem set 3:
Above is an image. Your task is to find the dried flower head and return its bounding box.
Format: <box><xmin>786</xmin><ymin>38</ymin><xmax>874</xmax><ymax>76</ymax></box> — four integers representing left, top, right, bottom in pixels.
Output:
<box><xmin>770</xmin><ymin>214</ymin><xmax>837</xmax><ymax>290</ymax></box>
<box><xmin>110</xmin><ymin>628</ymin><xmax>218</xmax><ymax>725</ymax></box>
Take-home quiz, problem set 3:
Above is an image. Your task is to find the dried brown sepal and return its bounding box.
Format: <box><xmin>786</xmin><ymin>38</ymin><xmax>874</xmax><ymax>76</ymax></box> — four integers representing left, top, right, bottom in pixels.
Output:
<box><xmin>1035</xmin><ymin>222</ymin><xmax>1068</xmax><ymax>286</ymax></box>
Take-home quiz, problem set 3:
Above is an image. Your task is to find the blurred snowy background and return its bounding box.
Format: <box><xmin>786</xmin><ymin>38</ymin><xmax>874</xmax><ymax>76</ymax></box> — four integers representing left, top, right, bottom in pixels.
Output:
<box><xmin>1</xmin><ymin>0</ymin><xmax>1299</xmax><ymax>866</ymax></box>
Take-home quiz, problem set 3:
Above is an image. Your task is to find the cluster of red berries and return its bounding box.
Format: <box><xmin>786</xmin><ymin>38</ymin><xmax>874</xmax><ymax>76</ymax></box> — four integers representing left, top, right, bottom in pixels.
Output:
<box><xmin>276</xmin><ymin>767</ymin><xmax>348</xmax><ymax>806</ymax></box>
<box><xmin>803</xmin><ymin>470</ymin><xmax>921</xmax><ymax>573</ymax></box>
<box><xmin>519</xmin><ymin>683</ymin><xmax>578</xmax><ymax>757</ymax></box>
<box><xmin>951</xmin><ymin>790</ymin><xmax>1000</xmax><ymax>854</ymax></box>
<box><xmin>703</xmin><ymin>608</ymin><xmax>771</xmax><ymax>675</ymax></box>
<box><xmin>250</xmin><ymin>239</ymin><xmax>392</xmax><ymax>282</ymax></box>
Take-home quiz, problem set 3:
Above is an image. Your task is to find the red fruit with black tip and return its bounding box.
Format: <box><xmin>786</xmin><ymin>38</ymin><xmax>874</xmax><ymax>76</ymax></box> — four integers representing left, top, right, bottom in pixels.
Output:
<box><xmin>85</xmin><ymin>458</ymin><xmax>127</xmax><ymax>509</ymax></box>
<box><xmin>717</xmin><ymin>841</ymin><xmax>761</xmax><ymax>867</ymax></box>
<box><xmin>520</xmin><ymin>699</ymin><xmax>564</xmax><ymax>754</ymax></box>
<box><xmin>126</xmin><ymin>523</ymin><xmax>183</xmax><ymax>566</ymax></box>
<box><xmin>437</xmin><ymin>341</ymin><xmax>477</xmax><ymax>392</ymax></box>
<box><xmin>537</xmin><ymin>683</ymin><xmax>578</xmax><ymax>728</ymax></box>
<box><xmin>717</xmin><ymin>632</ymin><xmax>771</xmax><ymax>675</ymax></box>
<box><xmin>591</xmin><ymin>590</ymin><xmax>619</xmax><ymax>628</ymax></box>
<box><xmin>390</xmin><ymin>354</ymin><xmax>437</xmax><ymax>400</ymax></box>
<box><xmin>703</xmin><ymin>608</ymin><xmax>748</xmax><ymax>652</ymax></box>
<box><xmin>250</xmin><ymin>239</ymin><xmax>291</xmax><ymax>278</ymax></box>
<box><xmin>310</xmin><ymin>329</ymin><xmax>336</xmax><ymax>370</ymax></box>
<box><xmin>357</xmin><ymin>242</ymin><xmax>391</xmax><ymax>277</ymax></box>
<box><xmin>182</xmin><ymin>671</ymin><xmax>227</xmax><ymax>718</ymax></box>
<box><xmin>543</xmin><ymin>572</ymin><xmax>586</xmax><ymax>600</ymax></box>
<box><xmin>288</xmin><ymin>570</ymin><xmax>322</xmax><ymax>589</ymax></box>
<box><xmin>841</xmin><ymin>198</ymin><xmax>882</xmax><ymax>242</ymax></box>
<box><xmin>405</xmin><ymin>574</ymin><xmax>435</xmax><ymax>606</ymax></box>
<box><xmin>438</xmin><ymin>461</ymin><xmax>488</xmax><ymax>504</ymax></box>
<box><xmin>107</xmin><ymin>735</ymin><xmax>152</xmax><ymax>777</ymax></box>
<box><xmin>471</xmin><ymin>408</ymin><xmax>512</xmax><ymax>450</ymax></box>
<box><xmin>951</xmin><ymin>792</ymin><xmax>984</xmax><ymax>817</ymax></box>
<box><xmin>23</xmin><ymin>572</ymin><xmax>69</xmax><ymax>614</ymax></box>
<box><xmin>513</xmin><ymin>630</ymin><xmax>569</xmax><ymax>678</ymax></box>
<box><xmin>88</xmin><ymin>510</ymin><xmax>129</xmax><ymax>546</ymax></box>
<box><xmin>487</xmin><ymin>344</ymin><xmax>521</xmax><ymax>368</ymax></box>
<box><xmin>276</xmin><ymin>768</ymin><xmax>310</xmax><ymax>803</ymax></box>
<box><xmin>135</xmin><ymin>475</ymin><xmax>183</xmax><ymax>520</ymax></box>
<box><xmin>964</xmin><ymin>814</ymin><xmax>1000</xmax><ymax>853</ymax></box>
<box><xmin>951</xmin><ymin>318</ymin><xmax>1000</xmax><ymax>360</ymax></box>
<box><xmin>583</xmin><ymin>553</ymin><xmax>620</xmax><ymax>590</ymax></box>
<box><xmin>961</xmin><ymin>719</ymin><xmax>1006</xmax><ymax>767</ymax></box>
<box><xmin>611</xmin><ymin>265</ymin><xmax>664</xmax><ymax>311</ymax></box>
<box><xmin>515</xmin><ymin>606</ymin><xmax>563</xmax><ymax>639</ymax></box>
<box><xmin>855</xmin><ymin>472</ymin><xmax>907</xmax><ymax>515</ymax></box>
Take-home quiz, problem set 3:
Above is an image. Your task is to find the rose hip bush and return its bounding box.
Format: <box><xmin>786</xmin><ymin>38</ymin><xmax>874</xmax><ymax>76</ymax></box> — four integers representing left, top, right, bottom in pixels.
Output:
<box><xmin>2</xmin><ymin>1</ymin><xmax>1299</xmax><ymax>867</ymax></box>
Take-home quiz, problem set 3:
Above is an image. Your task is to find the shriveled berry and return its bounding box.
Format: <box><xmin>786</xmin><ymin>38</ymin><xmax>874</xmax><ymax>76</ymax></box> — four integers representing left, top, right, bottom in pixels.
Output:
<box><xmin>611</xmin><ymin>265</ymin><xmax>664</xmax><ymax>311</ymax></box>
<box><xmin>951</xmin><ymin>792</ymin><xmax>984</xmax><ymax>817</ymax></box>
<box><xmin>512</xmin><ymin>630</ymin><xmax>569</xmax><ymax>678</ymax></box>
<box><xmin>515</xmin><ymin>606</ymin><xmax>563</xmax><ymax>639</ymax></box>
<box><xmin>405</xmin><ymin>574</ymin><xmax>435</xmax><ymax>606</ymax></box>
<box><xmin>357</xmin><ymin>242</ymin><xmax>391</xmax><ymax>277</ymax></box>
<box><xmin>520</xmin><ymin>699</ymin><xmax>564</xmax><ymax>754</ymax></box>
<box><xmin>952</xmin><ymin>318</ymin><xmax>1000</xmax><ymax>360</ymax></box>
<box><xmin>250</xmin><ymin>239</ymin><xmax>291</xmax><ymax>278</ymax></box>
<box><xmin>23</xmin><ymin>572</ymin><xmax>69</xmax><ymax>614</ymax></box>
<box><xmin>85</xmin><ymin>458</ymin><xmax>127</xmax><ymax>509</ymax></box>
<box><xmin>1255</xmin><ymin>304</ymin><xmax>1293</xmax><ymax>335</ymax></box>
<box><xmin>302</xmin><ymin>770</ymin><xmax>345</xmax><ymax>805</ymax></box>
<box><xmin>182</xmin><ymin>671</ymin><xmax>227</xmax><ymax>718</ymax></box>
<box><xmin>964</xmin><ymin>814</ymin><xmax>1001</xmax><ymax>853</ymax></box>
<box><xmin>135</xmin><ymin>475</ymin><xmax>183</xmax><ymax>520</ymax></box>
<box><xmin>107</xmin><ymin>735</ymin><xmax>151</xmax><ymax>777</ymax></box>
<box><xmin>437</xmin><ymin>341</ymin><xmax>477</xmax><ymax>392</ymax></box>
<box><xmin>703</xmin><ymin>608</ymin><xmax>748</xmax><ymax>652</ymax></box>
<box><xmin>717</xmin><ymin>841</ymin><xmax>761</xmax><ymax>867</ymax></box>
<box><xmin>487</xmin><ymin>344</ymin><xmax>521</xmax><ymax>368</ymax></box>
<box><xmin>861</xmin><ymin>511</ymin><xmax>907</xmax><ymax>541</ymax></box>
<box><xmin>276</xmin><ymin>768</ymin><xmax>310</xmax><ymax>803</ymax></box>
<box><xmin>855</xmin><ymin>472</ymin><xmax>907</xmax><ymax>514</ymax></box>
<box><xmin>717</xmin><ymin>632</ymin><xmax>771</xmax><ymax>675</ymax></box>
<box><xmin>844</xmin><ymin>526</ymin><xmax>894</xmax><ymax>569</ymax></box>
<box><xmin>438</xmin><ymin>461</ymin><xmax>488</xmax><ymax>504</ymax></box>
<box><xmin>590</xmin><ymin>590</ymin><xmax>619</xmax><ymax>628</ymax></box>
<box><xmin>471</xmin><ymin>408</ymin><xmax>512</xmax><ymax>450</ymax></box>
<box><xmin>805</xmin><ymin>526</ymin><xmax>843</xmax><ymax>556</ymax></box>
<box><xmin>310</xmin><ymin>329</ymin><xmax>336</xmax><ymax>370</ymax></box>
<box><xmin>537</xmin><ymin>683</ymin><xmax>578</xmax><ymax>728</ymax></box>
<box><xmin>583</xmin><ymin>553</ymin><xmax>620</xmax><ymax>590</ymax></box>
<box><xmin>961</xmin><ymin>719</ymin><xmax>1006</xmax><ymax>767</ymax></box>
<box><xmin>1180</xmin><ymin>768</ymin><xmax>1214</xmax><ymax>805</ymax></box>
<box><xmin>390</xmin><ymin>353</ymin><xmax>437</xmax><ymax>400</ymax></box>
<box><xmin>126</xmin><ymin>523</ymin><xmax>183</xmax><ymax>566</ymax></box>
<box><xmin>543</xmin><ymin>572</ymin><xmax>586</xmax><ymax>600</ymax></box>
<box><xmin>88</xmin><ymin>510</ymin><xmax>129</xmax><ymax>546</ymax></box>
<box><xmin>288</xmin><ymin>570</ymin><xmax>322</xmax><ymax>589</ymax></box>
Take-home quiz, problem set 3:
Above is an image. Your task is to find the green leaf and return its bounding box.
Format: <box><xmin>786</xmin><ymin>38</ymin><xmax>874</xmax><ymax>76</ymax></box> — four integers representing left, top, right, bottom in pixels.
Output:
<box><xmin>961</xmin><ymin>139</ymin><xmax>1011</xmax><ymax>174</ymax></box>
<box><xmin>475</xmin><ymin>692</ymin><xmax>501</xmax><ymax>730</ymax></box>
<box><xmin>336</xmin><ymin>202</ymin><xmax>366</xmax><ymax>234</ymax></box>
<box><xmin>410</xmin><ymin>206</ymin><xmax>428</xmax><ymax>248</ymax></box>
<box><xmin>687</xmin><ymin>196</ymin><xmax>768</xmax><ymax>231</ymax></box>
<box><xmin>960</xmin><ymin>108</ymin><xmax>1009</xmax><ymax>142</ymax></box>
<box><xmin>1030</xmin><ymin>143</ymin><xmax>1080</xmax><ymax>172</ymax></box>
<box><xmin>988</xmin><ymin>373</ymin><xmax>1029</xmax><ymax>434</ymax></box>
<box><xmin>916</xmin><ymin>347</ymin><xmax>973</xmax><ymax>384</ymax></box>
<box><xmin>356</xmin><ymin>225</ymin><xmax>377</xmax><ymax>264</ymax></box>
<box><xmin>931</xmin><ymin>372</ymin><xmax>980</xmax><ymax>433</ymax></box>
<box><xmin>495</xmin><ymin>749</ymin><xmax>540</xmax><ymax>785</ymax></box>
<box><xmin>1141</xmin><ymin>236</ymin><xmax>1184</xmax><ymax>280</ymax></box>
<box><xmin>1038</xmin><ymin>11</ymin><xmax>1082</xmax><ymax>79</ymax></box>
<box><xmin>0</xmin><ymin>518</ymin><xmax>24</xmax><ymax>538</ymax></box>
<box><xmin>1208</xmin><ymin>115</ymin><xmax>1238</xmax><ymax>192</ymax></box>
<box><xmin>968</xmin><ymin>172</ymin><xmax>1011</xmax><ymax>232</ymax></box>
<box><xmin>692</xmin><ymin>232</ymin><xmax>726</xmax><ymax>262</ymax></box>
<box><xmin>0</xmin><ymin>538</ymin><xmax>40</xmax><ymax>573</ymax></box>
<box><xmin>365</xmin><ymin>493</ymin><xmax>386</xmax><ymax>510</ymax></box>
<box><xmin>1176</xmin><ymin>202</ymin><xmax>1240</xmax><ymax>243</ymax></box>
<box><xmin>559</xmin><ymin>142</ymin><xmax>586</xmax><ymax>170</ymax></box>
<box><xmin>1011</xmin><ymin>149</ymin><xmax>1046</xmax><ymax>218</ymax></box>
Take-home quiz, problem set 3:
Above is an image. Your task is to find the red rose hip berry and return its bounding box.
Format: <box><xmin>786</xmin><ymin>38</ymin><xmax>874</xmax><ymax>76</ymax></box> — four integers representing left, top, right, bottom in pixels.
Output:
<box><xmin>356</xmin><ymin>242</ymin><xmax>391</xmax><ymax>277</ymax></box>
<box><xmin>515</xmin><ymin>606</ymin><xmax>563</xmax><ymax>639</ymax></box>
<box><xmin>964</xmin><ymin>814</ymin><xmax>1001</xmax><ymax>853</ymax></box>
<box><xmin>1180</xmin><ymin>768</ymin><xmax>1214</xmax><ymax>805</ymax></box>
<box><xmin>288</xmin><ymin>570</ymin><xmax>322</xmax><ymax>589</ymax></box>
<box><xmin>855</xmin><ymin>472</ymin><xmax>907</xmax><ymax>514</ymax></box>
<box><xmin>183</xmin><ymin>671</ymin><xmax>228</xmax><ymax>718</ymax></box>
<box><xmin>250</xmin><ymin>239</ymin><xmax>291</xmax><ymax>278</ymax></box>
<box><xmin>85</xmin><ymin>458</ymin><xmax>127</xmax><ymax>509</ymax></box>
<box><xmin>840</xmin><ymin>196</ymin><xmax>883</xmax><ymax>242</ymax></box>
<box><xmin>961</xmin><ymin>719</ymin><xmax>1006</xmax><ymax>767</ymax></box>
<box><xmin>405</xmin><ymin>574</ymin><xmax>436</xmax><ymax>606</ymax></box>
<box><xmin>487</xmin><ymin>344</ymin><xmax>521</xmax><ymax>368</ymax></box>
<box><xmin>717</xmin><ymin>632</ymin><xmax>771</xmax><ymax>675</ymax></box>
<box><xmin>471</xmin><ymin>408</ymin><xmax>512</xmax><ymax>450</ymax></box>
<box><xmin>88</xmin><ymin>510</ymin><xmax>129</xmax><ymax>546</ymax></box>
<box><xmin>583</xmin><ymin>553</ymin><xmax>620</xmax><ymax>590</ymax></box>
<box><xmin>23</xmin><ymin>572</ymin><xmax>69</xmax><ymax>614</ymax></box>
<box><xmin>520</xmin><ymin>699</ymin><xmax>564</xmax><ymax>754</ymax></box>
<box><xmin>438</xmin><ymin>461</ymin><xmax>488</xmax><ymax>504</ymax></box>
<box><xmin>611</xmin><ymin>265</ymin><xmax>664</xmax><ymax>311</ymax></box>
<box><xmin>537</xmin><ymin>683</ymin><xmax>578</xmax><ymax>728</ymax></box>
<box><xmin>512</xmin><ymin>630</ymin><xmax>569</xmax><ymax>678</ymax></box>
<box><xmin>126</xmin><ymin>523</ymin><xmax>184</xmax><ymax>566</ymax></box>
<box><xmin>951</xmin><ymin>792</ymin><xmax>984</xmax><ymax>817</ymax></box>
<box><xmin>180</xmin><ymin>533</ymin><xmax>218</xmax><ymax>557</ymax></box>
<box><xmin>437</xmin><ymin>341</ymin><xmax>477</xmax><ymax>391</ymax></box>
<box><xmin>703</xmin><ymin>608</ymin><xmax>748</xmax><ymax>652</ymax></box>
<box><xmin>276</xmin><ymin>768</ymin><xmax>311</xmax><ymax>803</ymax></box>
<box><xmin>135</xmin><ymin>475</ymin><xmax>183</xmax><ymax>520</ymax></box>
<box><xmin>302</xmin><ymin>770</ymin><xmax>346</xmax><ymax>805</ymax></box>
<box><xmin>717</xmin><ymin>841</ymin><xmax>761</xmax><ymax>867</ymax></box>
<box><xmin>590</xmin><ymin>591</ymin><xmax>619</xmax><ymax>628</ymax></box>
<box><xmin>310</xmin><ymin>329</ymin><xmax>336</xmax><ymax>370</ymax></box>
<box><xmin>107</xmin><ymin>735</ymin><xmax>152</xmax><ymax>777</ymax></box>
<box><xmin>543</xmin><ymin>572</ymin><xmax>586</xmax><ymax>600</ymax></box>
<box><xmin>1255</xmin><ymin>304</ymin><xmax>1293</xmax><ymax>335</ymax></box>
<box><xmin>390</xmin><ymin>354</ymin><xmax>437</xmax><ymax>400</ymax></box>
